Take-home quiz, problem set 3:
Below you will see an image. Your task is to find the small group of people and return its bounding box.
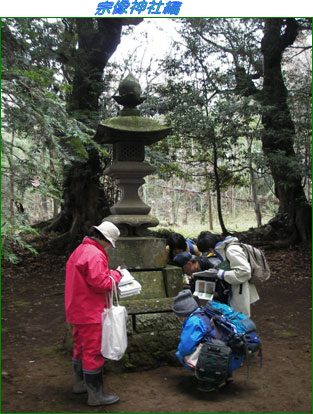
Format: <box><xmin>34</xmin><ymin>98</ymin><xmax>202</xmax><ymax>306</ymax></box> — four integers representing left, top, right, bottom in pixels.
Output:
<box><xmin>167</xmin><ymin>231</ymin><xmax>259</xmax><ymax>317</ymax></box>
<box><xmin>167</xmin><ymin>230</ymin><xmax>260</xmax><ymax>391</ymax></box>
<box><xmin>65</xmin><ymin>223</ymin><xmax>259</xmax><ymax>405</ymax></box>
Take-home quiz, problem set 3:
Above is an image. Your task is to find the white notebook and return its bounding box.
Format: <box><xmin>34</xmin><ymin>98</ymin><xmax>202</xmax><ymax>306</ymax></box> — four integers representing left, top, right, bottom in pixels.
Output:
<box><xmin>194</xmin><ymin>279</ymin><xmax>216</xmax><ymax>301</ymax></box>
<box><xmin>118</xmin><ymin>280</ymin><xmax>142</xmax><ymax>297</ymax></box>
<box><xmin>118</xmin><ymin>268</ymin><xmax>135</xmax><ymax>286</ymax></box>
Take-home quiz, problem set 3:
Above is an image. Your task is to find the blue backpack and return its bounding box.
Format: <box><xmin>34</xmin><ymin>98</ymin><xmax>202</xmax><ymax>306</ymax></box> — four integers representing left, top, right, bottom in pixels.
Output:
<box><xmin>208</xmin><ymin>301</ymin><xmax>262</xmax><ymax>358</ymax></box>
<box><xmin>193</xmin><ymin>302</ymin><xmax>262</xmax><ymax>373</ymax></box>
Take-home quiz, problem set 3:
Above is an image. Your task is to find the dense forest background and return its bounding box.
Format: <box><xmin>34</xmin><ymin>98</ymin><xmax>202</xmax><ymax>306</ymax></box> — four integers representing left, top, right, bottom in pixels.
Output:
<box><xmin>1</xmin><ymin>18</ymin><xmax>312</xmax><ymax>263</ymax></box>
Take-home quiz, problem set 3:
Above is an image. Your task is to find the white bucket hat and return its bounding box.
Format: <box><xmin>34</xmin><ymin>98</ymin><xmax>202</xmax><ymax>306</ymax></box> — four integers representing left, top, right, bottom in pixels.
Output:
<box><xmin>93</xmin><ymin>221</ymin><xmax>120</xmax><ymax>248</ymax></box>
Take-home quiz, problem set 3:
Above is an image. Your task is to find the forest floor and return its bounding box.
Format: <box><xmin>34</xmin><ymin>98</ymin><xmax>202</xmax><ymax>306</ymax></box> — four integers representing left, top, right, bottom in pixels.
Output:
<box><xmin>1</xmin><ymin>242</ymin><xmax>312</xmax><ymax>413</ymax></box>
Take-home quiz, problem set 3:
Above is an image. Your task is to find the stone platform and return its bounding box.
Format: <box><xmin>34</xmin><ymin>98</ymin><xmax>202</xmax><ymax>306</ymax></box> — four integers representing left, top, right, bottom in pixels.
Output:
<box><xmin>104</xmin><ymin>236</ymin><xmax>183</xmax><ymax>371</ymax></box>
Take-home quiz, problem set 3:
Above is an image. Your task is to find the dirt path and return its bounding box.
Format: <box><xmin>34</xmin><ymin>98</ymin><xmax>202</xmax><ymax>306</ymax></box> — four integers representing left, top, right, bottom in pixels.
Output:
<box><xmin>1</xmin><ymin>245</ymin><xmax>312</xmax><ymax>413</ymax></box>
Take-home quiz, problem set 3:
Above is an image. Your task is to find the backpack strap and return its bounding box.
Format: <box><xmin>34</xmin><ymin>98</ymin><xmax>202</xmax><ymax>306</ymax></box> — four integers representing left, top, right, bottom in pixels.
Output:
<box><xmin>229</xmin><ymin>312</ymin><xmax>240</xmax><ymax>320</ymax></box>
<box><xmin>224</xmin><ymin>241</ymin><xmax>249</xmax><ymax>293</ymax></box>
<box><xmin>193</xmin><ymin>310</ymin><xmax>218</xmax><ymax>343</ymax></box>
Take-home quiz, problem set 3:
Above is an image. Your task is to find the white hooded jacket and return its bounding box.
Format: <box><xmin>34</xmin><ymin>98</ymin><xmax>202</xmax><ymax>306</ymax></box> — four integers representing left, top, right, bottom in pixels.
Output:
<box><xmin>214</xmin><ymin>236</ymin><xmax>259</xmax><ymax>317</ymax></box>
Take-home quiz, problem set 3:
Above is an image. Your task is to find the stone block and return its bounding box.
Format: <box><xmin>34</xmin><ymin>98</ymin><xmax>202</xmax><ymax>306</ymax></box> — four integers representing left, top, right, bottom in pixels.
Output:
<box><xmin>135</xmin><ymin>312</ymin><xmax>180</xmax><ymax>333</ymax></box>
<box><xmin>122</xmin><ymin>270</ymin><xmax>166</xmax><ymax>300</ymax></box>
<box><xmin>107</xmin><ymin>237</ymin><xmax>167</xmax><ymax>269</ymax></box>
<box><xmin>162</xmin><ymin>265</ymin><xmax>183</xmax><ymax>297</ymax></box>
<box><xmin>120</xmin><ymin>297</ymin><xmax>173</xmax><ymax>314</ymax></box>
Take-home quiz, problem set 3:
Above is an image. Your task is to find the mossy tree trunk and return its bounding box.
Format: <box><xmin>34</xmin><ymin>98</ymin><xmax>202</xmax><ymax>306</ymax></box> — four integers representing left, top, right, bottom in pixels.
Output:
<box><xmin>260</xmin><ymin>18</ymin><xmax>311</xmax><ymax>243</ymax></box>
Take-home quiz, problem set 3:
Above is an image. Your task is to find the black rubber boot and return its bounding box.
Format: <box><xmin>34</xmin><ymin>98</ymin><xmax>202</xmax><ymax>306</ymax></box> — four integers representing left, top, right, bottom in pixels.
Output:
<box><xmin>83</xmin><ymin>370</ymin><xmax>119</xmax><ymax>406</ymax></box>
<box><xmin>72</xmin><ymin>359</ymin><xmax>87</xmax><ymax>394</ymax></box>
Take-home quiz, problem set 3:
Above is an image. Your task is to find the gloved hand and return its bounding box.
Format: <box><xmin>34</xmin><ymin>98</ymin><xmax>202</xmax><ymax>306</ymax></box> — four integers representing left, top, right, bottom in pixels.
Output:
<box><xmin>206</xmin><ymin>268</ymin><xmax>218</xmax><ymax>274</ymax></box>
<box><xmin>217</xmin><ymin>269</ymin><xmax>224</xmax><ymax>279</ymax></box>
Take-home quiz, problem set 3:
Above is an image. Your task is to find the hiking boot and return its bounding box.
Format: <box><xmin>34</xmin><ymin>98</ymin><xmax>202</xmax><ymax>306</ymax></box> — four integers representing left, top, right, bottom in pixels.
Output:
<box><xmin>83</xmin><ymin>370</ymin><xmax>119</xmax><ymax>406</ymax></box>
<box><xmin>72</xmin><ymin>359</ymin><xmax>87</xmax><ymax>394</ymax></box>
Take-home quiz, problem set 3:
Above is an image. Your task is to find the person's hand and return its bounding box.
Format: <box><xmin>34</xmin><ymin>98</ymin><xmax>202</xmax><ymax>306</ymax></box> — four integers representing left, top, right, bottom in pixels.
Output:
<box><xmin>207</xmin><ymin>268</ymin><xmax>218</xmax><ymax>274</ymax></box>
<box><xmin>217</xmin><ymin>269</ymin><xmax>224</xmax><ymax>279</ymax></box>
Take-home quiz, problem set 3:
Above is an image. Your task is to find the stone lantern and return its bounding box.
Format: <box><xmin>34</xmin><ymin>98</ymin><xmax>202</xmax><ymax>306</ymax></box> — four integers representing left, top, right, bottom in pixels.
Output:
<box><xmin>95</xmin><ymin>73</ymin><xmax>171</xmax><ymax>237</ymax></box>
<box><xmin>94</xmin><ymin>74</ymin><xmax>183</xmax><ymax>371</ymax></box>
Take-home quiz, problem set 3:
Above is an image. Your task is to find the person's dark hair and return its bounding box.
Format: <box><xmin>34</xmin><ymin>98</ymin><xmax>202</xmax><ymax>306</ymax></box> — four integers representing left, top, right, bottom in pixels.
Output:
<box><xmin>88</xmin><ymin>227</ymin><xmax>110</xmax><ymax>243</ymax></box>
<box><xmin>188</xmin><ymin>255</ymin><xmax>199</xmax><ymax>264</ymax></box>
<box><xmin>181</xmin><ymin>255</ymin><xmax>200</xmax><ymax>271</ymax></box>
<box><xmin>167</xmin><ymin>232</ymin><xmax>187</xmax><ymax>259</ymax></box>
<box><xmin>197</xmin><ymin>232</ymin><xmax>224</xmax><ymax>252</ymax></box>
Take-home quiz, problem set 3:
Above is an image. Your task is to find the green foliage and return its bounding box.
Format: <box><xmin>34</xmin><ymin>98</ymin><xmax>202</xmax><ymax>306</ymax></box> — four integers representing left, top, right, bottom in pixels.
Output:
<box><xmin>1</xmin><ymin>213</ymin><xmax>39</xmax><ymax>264</ymax></box>
<box><xmin>1</xmin><ymin>18</ymin><xmax>311</xmax><ymax>256</ymax></box>
<box><xmin>1</xmin><ymin>18</ymin><xmax>100</xmax><ymax>259</ymax></box>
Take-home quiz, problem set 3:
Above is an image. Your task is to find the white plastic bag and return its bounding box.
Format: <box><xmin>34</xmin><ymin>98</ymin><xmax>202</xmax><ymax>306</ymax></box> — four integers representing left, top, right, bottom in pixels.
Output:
<box><xmin>101</xmin><ymin>276</ymin><xmax>128</xmax><ymax>361</ymax></box>
<box><xmin>183</xmin><ymin>343</ymin><xmax>203</xmax><ymax>369</ymax></box>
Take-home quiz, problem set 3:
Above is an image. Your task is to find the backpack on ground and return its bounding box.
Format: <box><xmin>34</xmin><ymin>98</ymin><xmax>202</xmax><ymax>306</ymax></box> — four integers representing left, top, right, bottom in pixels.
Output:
<box><xmin>225</xmin><ymin>241</ymin><xmax>271</xmax><ymax>284</ymax></box>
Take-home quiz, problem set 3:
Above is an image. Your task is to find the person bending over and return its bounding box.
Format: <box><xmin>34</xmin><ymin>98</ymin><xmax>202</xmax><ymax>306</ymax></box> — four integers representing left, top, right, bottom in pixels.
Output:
<box><xmin>166</xmin><ymin>232</ymin><xmax>200</xmax><ymax>263</ymax></box>
<box><xmin>193</xmin><ymin>233</ymin><xmax>259</xmax><ymax>317</ymax></box>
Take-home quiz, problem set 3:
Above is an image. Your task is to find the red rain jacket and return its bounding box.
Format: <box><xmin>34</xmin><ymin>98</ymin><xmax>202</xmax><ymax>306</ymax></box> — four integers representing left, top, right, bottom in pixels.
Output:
<box><xmin>65</xmin><ymin>237</ymin><xmax>122</xmax><ymax>324</ymax></box>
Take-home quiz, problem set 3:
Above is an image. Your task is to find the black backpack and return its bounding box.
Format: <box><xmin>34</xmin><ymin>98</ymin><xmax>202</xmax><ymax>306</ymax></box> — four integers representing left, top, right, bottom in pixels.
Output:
<box><xmin>195</xmin><ymin>339</ymin><xmax>233</xmax><ymax>386</ymax></box>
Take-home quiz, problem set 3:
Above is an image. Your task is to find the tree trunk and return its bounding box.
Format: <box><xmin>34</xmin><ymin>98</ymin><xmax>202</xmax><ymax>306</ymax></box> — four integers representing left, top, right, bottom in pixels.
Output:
<box><xmin>9</xmin><ymin>132</ymin><xmax>15</xmax><ymax>214</ymax></box>
<box><xmin>40</xmin><ymin>149</ymin><xmax>49</xmax><ymax>221</ymax></box>
<box><xmin>227</xmin><ymin>187</ymin><xmax>233</xmax><ymax>216</ymax></box>
<box><xmin>162</xmin><ymin>185</ymin><xmax>170</xmax><ymax>223</ymax></box>
<box><xmin>203</xmin><ymin>162</ymin><xmax>213</xmax><ymax>230</ymax></box>
<box><xmin>213</xmin><ymin>143</ymin><xmax>228</xmax><ymax>235</ymax></box>
<box><xmin>182</xmin><ymin>178</ymin><xmax>188</xmax><ymax>225</ymax></box>
<box><xmin>250</xmin><ymin>168</ymin><xmax>262</xmax><ymax>227</ymax></box>
<box><xmin>261</xmin><ymin>18</ymin><xmax>311</xmax><ymax>243</ymax></box>
<box><xmin>247</xmin><ymin>137</ymin><xmax>262</xmax><ymax>227</ymax></box>
<box><xmin>207</xmin><ymin>190</ymin><xmax>213</xmax><ymax>230</ymax></box>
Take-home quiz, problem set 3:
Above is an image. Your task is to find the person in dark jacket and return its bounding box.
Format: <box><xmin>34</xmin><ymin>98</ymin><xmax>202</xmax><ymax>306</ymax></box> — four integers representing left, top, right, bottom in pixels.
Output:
<box><xmin>173</xmin><ymin>252</ymin><xmax>230</xmax><ymax>304</ymax></box>
<box><xmin>166</xmin><ymin>232</ymin><xmax>200</xmax><ymax>263</ymax></box>
<box><xmin>65</xmin><ymin>221</ymin><xmax>122</xmax><ymax>407</ymax></box>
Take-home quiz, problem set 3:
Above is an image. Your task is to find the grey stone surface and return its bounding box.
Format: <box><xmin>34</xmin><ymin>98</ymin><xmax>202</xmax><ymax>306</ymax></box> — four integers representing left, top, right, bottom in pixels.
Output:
<box><xmin>104</xmin><ymin>215</ymin><xmax>159</xmax><ymax>236</ymax></box>
<box><xmin>127</xmin><ymin>270</ymin><xmax>166</xmax><ymax>300</ymax></box>
<box><xmin>135</xmin><ymin>312</ymin><xmax>179</xmax><ymax>333</ymax></box>
<box><xmin>162</xmin><ymin>265</ymin><xmax>183</xmax><ymax>297</ymax></box>
<box><xmin>107</xmin><ymin>237</ymin><xmax>167</xmax><ymax>269</ymax></box>
<box><xmin>120</xmin><ymin>297</ymin><xmax>173</xmax><ymax>314</ymax></box>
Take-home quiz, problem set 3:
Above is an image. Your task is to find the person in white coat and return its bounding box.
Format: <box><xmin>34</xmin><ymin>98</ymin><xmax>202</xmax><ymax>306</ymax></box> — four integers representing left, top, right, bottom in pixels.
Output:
<box><xmin>194</xmin><ymin>233</ymin><xmax>259</xmax><ymax>317</ymax></box>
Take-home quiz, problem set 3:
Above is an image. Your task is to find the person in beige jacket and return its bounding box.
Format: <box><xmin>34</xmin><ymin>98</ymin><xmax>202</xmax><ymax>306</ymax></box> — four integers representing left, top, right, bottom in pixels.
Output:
<box><xmin>196</xmin><ymin>233</ymin><xmax>259</xmax><ymax>317</ymax></box>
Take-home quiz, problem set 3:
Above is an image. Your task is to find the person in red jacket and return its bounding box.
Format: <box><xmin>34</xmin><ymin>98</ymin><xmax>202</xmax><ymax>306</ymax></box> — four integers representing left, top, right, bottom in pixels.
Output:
<box><xmin>65</xmin><ymin>221</ymin><xmax>123</xmax><ymax>407</ymax></box>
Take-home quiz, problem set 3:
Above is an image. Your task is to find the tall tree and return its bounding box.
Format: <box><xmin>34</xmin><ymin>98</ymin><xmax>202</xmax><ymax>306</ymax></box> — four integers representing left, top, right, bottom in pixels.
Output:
<box><xmin>1</xmin><ymin>18</ymin><xmax>142</xmax><ymax>255</ymax></box>
<box><xmin>260</xmin><ymin>18</ymin><xmax>312</xmax><ymax>243</ymax></box>
<box><xmin>173</xmin><ymin>18</ymin><xmax>312</xmax><ymax>243</ymax></box>
<box><xmin>41</xmin><ymin>18</ymin><xmax>142</xmax><ymax>249</ymax></box>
